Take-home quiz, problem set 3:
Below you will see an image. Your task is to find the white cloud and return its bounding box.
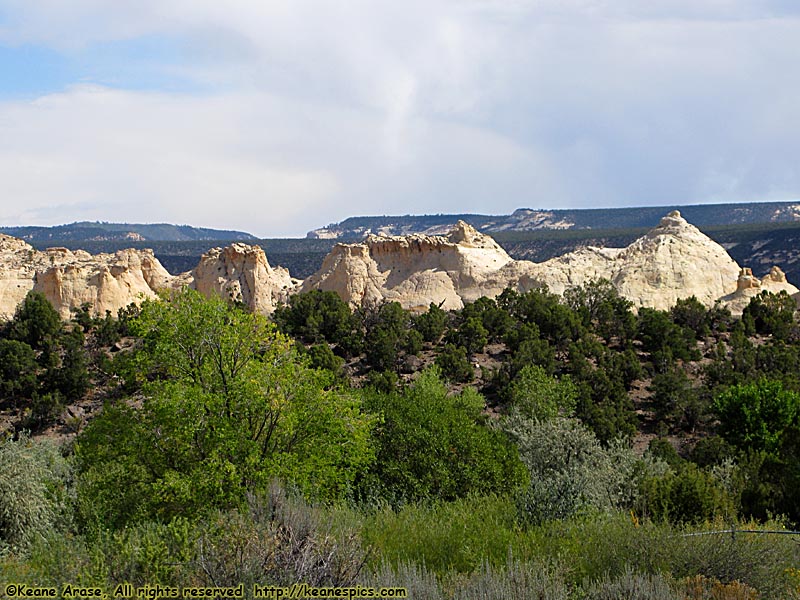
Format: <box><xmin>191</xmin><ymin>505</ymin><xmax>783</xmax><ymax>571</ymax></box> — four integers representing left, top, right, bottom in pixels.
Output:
<box><xmin>0</xmin><ymin>85</ymin><xmax>560</xmax><ymax>235</ymax></box>
<box><xmin>1</xmin><ymin>1</ymin><xmax>800</xmax><ymax>234</ymax></box>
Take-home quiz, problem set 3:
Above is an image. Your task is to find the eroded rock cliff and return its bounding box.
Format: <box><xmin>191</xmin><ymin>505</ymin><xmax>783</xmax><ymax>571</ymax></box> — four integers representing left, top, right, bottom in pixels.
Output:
<box><xmin>302</xmin><ymin>211</ymin><xmax>785</xmax><ymax>313</ymax></box>
<box><xmin>0</xmin><ymin>212</ymin><xmax>795</xmax><ymax>320</ymax></box>
<box><xmin>32</xmin><ymin>248</ymin><xmax>174</xmax><ymax>320</ymax></box>
<box><xmin>301</xmin><ymin>221</ymin><xmax>515</xmax><ymax>310</ymax></box>
<box><xmin>0</xmin><ymin>237</ymin><xmax>298</xmax><ymax>320</ymax></box>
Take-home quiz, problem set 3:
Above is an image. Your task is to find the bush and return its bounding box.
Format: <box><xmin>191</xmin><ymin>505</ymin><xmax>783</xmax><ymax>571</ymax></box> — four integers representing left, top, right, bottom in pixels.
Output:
<box><xmin>742</xmin><ymin>290</ymin><xmax>797</xmax><ymax>340</ymax></box>
<box><xmin>670</xmin><ymin>296</ymin><xmax>711</xmax><ymax>339</ymax></box>
<box><xmin>448</xmin><ymin>317</ymin><xmax>488</xmax><ymax>355</ymax></box>
<box><xmin>638</xmin><ymin>463</ymin><xmax>734</xmax><ymax>524</ymax></box>
<box><xmin>435</xmin><ymin>344</ymin><xmax>474</xmax><ymax>383</ymax></box>
<box><xmin>362</xmin><ymin>495</ymin><xmax>518</xmax><ymax>574</ymax></box>
<box><xmin>0</xmin><ymin>339</ymin><xmax>38</xmax><ymax>401</ymax></box>
<box><xmin>273</xmin><ymin>290</ymin><xmax>361</xmax><ymax>353</ymax></box>
<box><xmin>363</xmin><ymin>302</ymin><xmax>409</xmax><ymax>371</ymax></box>
<box><xmin>503</xmin><ymin>417</ymin><xmax>656</xmax><ymax>525</ymax></box>
<box><xmin>453</xmin><ymin>558</ymin><xmax>570</xmax><ymax>600</ymax></box>
<box><xmin>637</xmin><ymin>307</ymin><xmax>699</xmax><ymax>363</ymax></box>
<box><xmin>507</xmin><ymin>365</ymin><xmax>577</xmax><ymax>422</ymax></box>
<box><xmin>713</xmin><ymin>378</ymin><xmax>800</xmax><ymax>453</ymax></box>
<box><xmin>358</xmin><ymin>368</ymin><xmax>527</xmax><ymax>505</ymax></box>
<box><xmin>650</xmin><ymin>368</ymin><xmax>703</xmax><ymax>432</ymax></box>
<box><xmin>564</xmin><ymin>278</ymin><xmax>636</xmax><ymax>344</ymax></box>
<box><xmin>581</xmin><ymin>566</ymin><xmax>676</xmax><ymax>600</ymax></box>
<box><xmin>0</xmin><ymin>435</ymin><xmax>73</xmax><ymax>551</ymax></box>
<box><xmin>304</xmin><ymin>343</ymin><xmax>345</xmax><ymax>376</ymax></box>
<box><xmin>412</xmin><ymin>303</ymin><xmax>449</xmax><ymax>344</ymax></box>
<box><xmin>647</xmin><ymin>438</ymin><xmax>683</xmax><ymax>470</ymax></box>
<box><xmin>194</xmin><ymin>483</ymin><xmax>365</xmax><ymax>588</ymax></box>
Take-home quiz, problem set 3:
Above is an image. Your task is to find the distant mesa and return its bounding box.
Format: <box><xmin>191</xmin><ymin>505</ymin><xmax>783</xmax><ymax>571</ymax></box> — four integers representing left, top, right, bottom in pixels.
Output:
<box><xmin>0</xmin><ymin>221</ymin><xmax>257</xmax><ymax>243</ymax></box>
<box><xmin>306</xmin><ymin>201</ymin><xmax>800</xmax><ymax>240</ymax></box>
<box><xmin>0</xmin><ymin>211</ymin><xmax>797</xmax><ymax>320</ymax></box>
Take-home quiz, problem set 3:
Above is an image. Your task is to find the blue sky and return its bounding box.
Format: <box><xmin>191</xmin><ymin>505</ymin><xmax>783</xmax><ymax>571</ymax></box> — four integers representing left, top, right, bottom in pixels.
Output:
<box><xmin>1</xmin><ymin>1</ymin><xmax>800</xmax><ymax>237</ymax></box>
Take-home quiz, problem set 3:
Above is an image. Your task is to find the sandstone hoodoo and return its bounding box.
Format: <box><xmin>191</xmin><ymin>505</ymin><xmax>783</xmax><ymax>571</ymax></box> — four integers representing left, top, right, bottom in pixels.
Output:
<box><xmin>183</xmin><ymin>243</ymin><xmax>298</xmax><ymax>314</ymax></box>
<box><xmin>719</xmin><ymin>266</ymin><xmax>800</xmax><ymax>315</ymax></box>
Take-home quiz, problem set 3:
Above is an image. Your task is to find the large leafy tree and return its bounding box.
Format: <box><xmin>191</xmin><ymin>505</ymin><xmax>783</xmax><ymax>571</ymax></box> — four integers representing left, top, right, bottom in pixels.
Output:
<box><xmin>76</xmin><ymin>289</ymin><xmax>375</xmax><ymax>527</ymax></box>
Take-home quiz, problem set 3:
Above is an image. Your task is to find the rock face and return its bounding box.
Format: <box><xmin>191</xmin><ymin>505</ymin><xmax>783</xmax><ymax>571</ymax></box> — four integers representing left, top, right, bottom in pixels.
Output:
<box><xmin>0</xmin><ymin>234</ymin><xmax>176</xmax><ymax>320</ymax></box>
<box><xmin>303</xmin><ymin>211</ymin><xmax>780</xmax><ymax>313</ymax></box>
<box><xmin>301</xmin><ymin>221</ymin><xmax>515</xmax><ymax>310</ymax></box>
<box><xmin>33</xmin><ymin>249</ymin><xmax>174</xmax><ymax>319</ymax></box>
<box><xmin>0</xmin><ymin>234</ymin><xmax>39</xmax><ymax>319</ymax></box>
<box><xmin>182</xmin><ymin>243</ymin><xmax>298</xmax><ymax>314</ymax></box>
<box><xmin>0</xmin><ymin>237</ymin><xmax>299</xmax><ymax>320</ymax></box>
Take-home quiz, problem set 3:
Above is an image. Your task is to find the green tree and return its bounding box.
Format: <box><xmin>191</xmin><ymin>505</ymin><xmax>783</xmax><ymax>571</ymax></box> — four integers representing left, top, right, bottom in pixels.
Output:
<box><xmin>435</xmin><ymin>344</ymin><xmax>474</xmax><ymax>383</ymax></box>
<box><xmin>273</xmin><ymin>290</ymin><xmax>361</xmax><ymax>355</ymax></box>
<box><xmin>459</xmin><ymin>296</ymin><xmax>514</xmax><ymax>342</ymax></box>
<box><xmin>636</xmin><ymin>307</ymin><xmax>698</xmax><ymax>365</ymax></box>
<box><xmin>564</xmin><ymin>279</ymin><xmax>636</xmax><ymax>344</ymax></box>
<box><xmin>713</xmin><ymin>379</ymin><xmax>800</xmax><ymax>453</ymax></box>
<box><xmin>670</xmin><ymin>296</ymin><xmax>710</xmax><ymax>339</ymax></box>
<box><xmin>447</xmin><ymin>316</ymin><xmax>488</xmax><ymax>355</ymax></box>
<box><xmin>7</xmin><ymin>291</ymin><xmax>62</xmax><ymax>353</ymax></box>
<box><xmin>507</xmin><ymin>365</ymin><xmax>577</xmax><ymax>422</ymax></box>
<box><xmin>358</xmin><ymin>367</ymin><xmax>527</xmax><ymax>505</ymax></box>
<box><xmin>504</xmin><ymin>287</ymin><xmax>583</xmax><ymax>349</ymax></box>
<box><xmin>363</xmin><ymin>302</ymin><xmax>409</xmax><ymax>371</ymax></box>
<box><xmin>650</xmin><ymin>367</ymin><xmax>702</xmax><ymax>432</ymax></box>
<box><xmin>575</xmin><ymin>368</ymin><xmax>637</xmax><ymax>443</ymax></box>
<box><xmin>46</xmin><ymin>327</ymin><xmax>89</xmax><ymax>402</ymax></box>
<box><xmin>412</xmin><ymin>303</ymin><xmax>449</xmax><ymax>344</ymax></box>
<box><xmin>742</xmin><ymin>290</ymin><xmax>797</xmax><ymax>340</ymax></box>
<box><xmin>76</xmin><ymin>289</ymin><xmax>375</xmax><ymax>528</ymax></box>
<box><xmin>0</xmin><ymin>339</ymin><xmax>38</xmax><ymax>402</ymax></box>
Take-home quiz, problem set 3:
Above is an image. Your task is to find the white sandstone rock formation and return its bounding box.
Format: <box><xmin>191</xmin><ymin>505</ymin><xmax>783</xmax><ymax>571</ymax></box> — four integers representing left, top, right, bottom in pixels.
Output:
<box><xmin>719</xmin><ymin>266</ymin><xmax>800</xmax><ymax>315</ymax></box>
<box><xmin>181</xmin><ymin>243</ymin><xmax>298</xmax><ymax>314</ymax></box>
<box><xmin>0</xmin><ymin>235</ymin><xmax>298</xmax><ymax>320</ymax></box>
<box><xmin>33</xmin><ymin>248</ymin><xmax>174</xmax><ymax>320</ymax></box>
<box><xmin>0</xmin><ymin>233</ymin><xmax>175</xmax><ymax>320</ymax></box>
<box><xmin>303</xmin><ymin>211</ymin><xmax>779</xmax><ymax>313</ymax></box>
<box><xmin>301</xmin><ymin>221</ymin><xmax>516</xmax><ymax>310</ymax></box>
<box><xmin>0</xmin><ymin>234</ymin><xmax>40</xmax><ymax>319</ymax></box>
<box><xmin>529</xmin><ymin>211</ymin><xmax>742</xmax><ymax>310</ymax></box>
<box><xmin>1</xmin><ymin>211</ymin><xmax>796</xmax><ymax>321</ymax></box>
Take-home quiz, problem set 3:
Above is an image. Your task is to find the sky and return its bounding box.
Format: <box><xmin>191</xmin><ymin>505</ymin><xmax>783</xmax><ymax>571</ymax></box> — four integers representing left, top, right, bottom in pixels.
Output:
<box><xmin>1</xmin><ymin>1</ymin><xmax>800</xmax><ymax>237</ymax></box>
